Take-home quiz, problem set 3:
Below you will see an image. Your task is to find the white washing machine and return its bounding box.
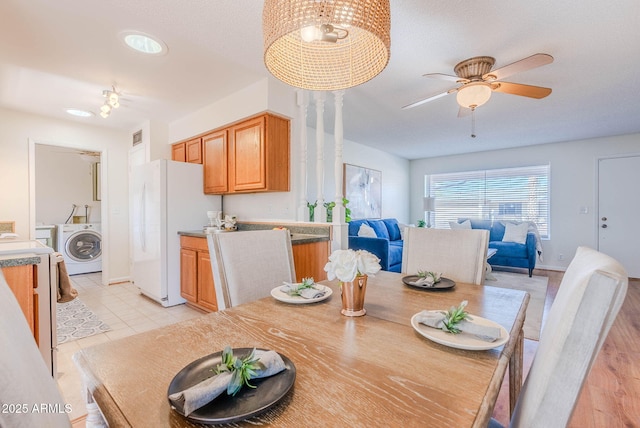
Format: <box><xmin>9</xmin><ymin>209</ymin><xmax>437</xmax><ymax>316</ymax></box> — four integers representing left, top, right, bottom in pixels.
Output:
<box><xmin>57</xmin><ymin>223</ymin><xmax>102</xmax><ymax>275</ymax></box>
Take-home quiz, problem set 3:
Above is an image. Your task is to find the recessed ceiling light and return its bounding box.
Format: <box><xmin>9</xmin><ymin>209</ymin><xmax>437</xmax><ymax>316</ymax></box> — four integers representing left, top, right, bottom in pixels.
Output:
<box><xmin>65</xmin><ymin>109</ymin><xmax>94</xmax><ymax>118</ymax></box>
<box><xmin>120</xmin><ymin>31</ymin><xmax>167</xmax><ymax>55</ymax></box>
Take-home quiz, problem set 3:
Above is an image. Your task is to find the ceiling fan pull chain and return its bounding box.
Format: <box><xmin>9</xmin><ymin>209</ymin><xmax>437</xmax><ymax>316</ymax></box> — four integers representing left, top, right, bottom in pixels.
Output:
<box><xmin>471</xmin><ymin>108</ymin><xmax>477</xmax><ymax>138</ymax></box>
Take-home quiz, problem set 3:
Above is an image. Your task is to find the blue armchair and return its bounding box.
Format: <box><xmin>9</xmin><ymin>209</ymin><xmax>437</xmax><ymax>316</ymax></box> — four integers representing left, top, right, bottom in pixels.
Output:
<box><xmin>348</xmin><ymin>219</ymin><xmax>403</xmax><ymax>272</ymax></box>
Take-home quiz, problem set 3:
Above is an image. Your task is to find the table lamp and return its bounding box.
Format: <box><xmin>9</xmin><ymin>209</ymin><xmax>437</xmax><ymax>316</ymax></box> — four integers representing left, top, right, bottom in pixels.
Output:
<box><xmin>423</xmin><ymin>197</ymin><xmax>436</xmax><ymax>228</ymax></box>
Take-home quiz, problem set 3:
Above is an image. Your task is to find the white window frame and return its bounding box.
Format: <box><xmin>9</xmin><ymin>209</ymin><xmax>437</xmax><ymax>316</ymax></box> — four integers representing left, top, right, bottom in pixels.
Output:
<box><xmin>426</xmin><ymin>164</ymin><xmax>550</xmax><ymax>238</ymax></box>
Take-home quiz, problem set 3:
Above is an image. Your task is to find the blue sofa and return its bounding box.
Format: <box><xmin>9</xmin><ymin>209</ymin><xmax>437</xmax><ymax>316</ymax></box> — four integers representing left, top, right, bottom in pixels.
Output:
<box><xmin>457</xmin><ymin>218</ymin><xmax>537</xmax><ymax>277</ymax></box>
<box><xmin>348</xmin><ymin>219</ymin><xmax>403</xmax><ymax>272</ymax></box>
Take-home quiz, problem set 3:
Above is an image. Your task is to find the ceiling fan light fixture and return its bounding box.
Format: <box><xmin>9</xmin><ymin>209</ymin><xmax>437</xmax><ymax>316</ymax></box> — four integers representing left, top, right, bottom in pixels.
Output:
<box><xmin>263</xmin><ymin>0</ymin><xmax>391</xmax><ymax>91</ymax></box>
<box><xmin>456</xmin><ymin>82</ymin><xmax>492</xmax><ymax>109</ymax></box>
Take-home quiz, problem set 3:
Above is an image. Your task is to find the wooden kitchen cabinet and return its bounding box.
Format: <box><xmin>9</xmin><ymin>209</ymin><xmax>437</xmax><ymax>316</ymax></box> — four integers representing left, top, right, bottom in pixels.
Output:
<box><xmin>171</xmin><ymin>142</ymin><xmax>186</xmax><ymax>162</ymax></box>
<box><xmin>185</xmin><ymin>137</ymin><xmax>203</xmax><ymax>164</ymax></box>
<box><xmin>2</xmin><ymin>264</ymin><xmax>37</xmax><ymax>343</ymax></box>
<box><xmin>172</xmin><ymin>138</ymin><xmax>203</xmax><ymax>164</ymax></box>
<box><xmin>291</xmin><ymin>240</ymin><xmax>330</xmax><ymax>282</ymax></box>
<box><xmin>203</xmin><ymin>130</ymin><xmax>228</xmax><ymax>194</ymax></box>
<box><xmin>202</xmin><ymin>113</ymin><xmax>290</xmax><ymax>195</ymax></box>
<box><xmin>180</xmin><ymin>236</ymin><xmax>217</xmax><ymax>312</ymax></box>
<box><xmin>229</xmin><ymin>113</ymin><xmax>290</xmax><ymax>193</ymax></box>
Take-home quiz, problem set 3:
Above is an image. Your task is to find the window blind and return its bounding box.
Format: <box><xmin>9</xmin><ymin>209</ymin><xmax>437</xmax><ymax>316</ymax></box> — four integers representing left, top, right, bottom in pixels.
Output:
<box><xmin>427</xmin><ymin>165</ymin><xmax>550</xmax><ymax>238</ymax></box>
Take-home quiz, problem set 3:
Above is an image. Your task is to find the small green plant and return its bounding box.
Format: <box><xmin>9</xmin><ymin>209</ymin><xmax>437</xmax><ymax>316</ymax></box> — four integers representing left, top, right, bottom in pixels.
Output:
<box><xmin>342</xmin><ymin>197</ymin><xmax>352</xmax><ymax>222</ymax></box>
<box><xmin>324</xmin><ymin>201</ymin><xmax>336</xmax><ymax>222</ymax></box>
<box><xmin>417</xmin><ymin>270</ymin><xmax>441</xmax><ymax>283</ymax></box>
<box><xmin>307</xmin><ymin>201</ymin><xmax>317</xmax><ymax>222</ymax></box>
<box><xmin>417</xmin><ymin>219</ymin><xmax>426</xmax><ymax>228</ymax></box>
<box><xmin>214</xmin><ymin>347</ymin><xmax>263</xmax><ymax>396</ymax></box>
<box><xmin>285</xmin><ymin>277</ymin><xmax>316</xmax><ymax>296</ymax></box>
<box><xmin>441</xmin><ymin>301</ymin><xmax>471</xmax><ymax>334</ymax></box>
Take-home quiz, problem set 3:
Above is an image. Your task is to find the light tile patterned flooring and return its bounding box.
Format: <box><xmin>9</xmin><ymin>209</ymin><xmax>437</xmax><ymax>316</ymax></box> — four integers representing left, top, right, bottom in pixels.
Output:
<box><xmin>56</xmin><ymin>272</ymin><xmax>203</xmax><ymax>422</ymax></box>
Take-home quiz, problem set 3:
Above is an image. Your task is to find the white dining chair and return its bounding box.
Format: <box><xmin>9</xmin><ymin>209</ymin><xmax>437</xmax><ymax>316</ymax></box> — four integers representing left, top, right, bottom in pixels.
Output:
<box><xmin>401</xmin><ymin>227</ymin><xmax>490</xmax><ymax>285</ymax></box>
<box><xmin>207</xmin><ymin>229</ymin><xmax>296</xmax><ymax>310</ymax></box>
<box><xmin>0</xmin><ymin>271</ymin><xmax>71</xmax><ymax>428</ymax></box>
<box><xmin>490</xmin><ymin>246</ymin><xmax>628</xmax><ymax>428</ymax></box>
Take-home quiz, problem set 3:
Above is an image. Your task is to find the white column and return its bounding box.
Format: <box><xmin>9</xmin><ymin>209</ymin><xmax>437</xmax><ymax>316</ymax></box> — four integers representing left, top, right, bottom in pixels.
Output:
<box><xmin>332</xmin><ymin>90</ymin><xmax>348</xmax><ymax>250</ymax></box>
<box><xmin>296</xmin><ymin>90</ymin><xmax>309</xmax><ymax>221</ymax></box>
<box><xmin>314</xmin><ymin>91</ymin><xmax>326</xmax><ymax>223</ymax></box>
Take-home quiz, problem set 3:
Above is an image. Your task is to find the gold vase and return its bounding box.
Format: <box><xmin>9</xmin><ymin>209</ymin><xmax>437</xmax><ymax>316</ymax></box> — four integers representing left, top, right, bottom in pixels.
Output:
<box><xmin>341</xmin><ymin>274</ymin><xmax>368</xmax><ymax>317</ymax></box>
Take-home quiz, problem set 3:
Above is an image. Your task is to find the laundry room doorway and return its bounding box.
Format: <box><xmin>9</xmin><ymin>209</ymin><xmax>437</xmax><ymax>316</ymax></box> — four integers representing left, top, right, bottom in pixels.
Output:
<box><xmin>29</xmin><ymin>141</ymin><xmax>107</xmax><ymax>284</ymax></box>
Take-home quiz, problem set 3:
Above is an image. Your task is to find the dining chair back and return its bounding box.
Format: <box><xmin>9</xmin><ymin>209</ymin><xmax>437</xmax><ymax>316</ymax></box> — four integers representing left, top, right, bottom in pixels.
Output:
<box><xmin>0</xmin><ymin>271</ymin><xmax>71</xmax><ymax>428</ymax></box>
<box><xmin>506</xmin><ymin>246</ymin><xmax>628</xmax><ymax>428</ymax></box>
<box><xmin>402</xmin><ymin>227</ymin><xmax>489</xmax><ymax>285</ymax></box>
<box><xmin>207</xmin><ymin>229</ymin><xmax>296</xmax><ymax>310</ymax></box>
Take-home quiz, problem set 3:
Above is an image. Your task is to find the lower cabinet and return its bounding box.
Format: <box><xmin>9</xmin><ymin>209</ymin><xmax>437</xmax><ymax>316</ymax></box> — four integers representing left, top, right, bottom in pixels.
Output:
<box><xmin>2</xmin><ymin>264</ymin><xmax>38</xmax><ymax>343</ymax></box>
<box><xmin>292</xmin><ymin>241</ymin><xmax>330</xmax><ymax>283</ymax></box>
<box><xmin>180</xmin><ymin>236</ymin><xmax>217</xmax><ymax>312</ymax></box>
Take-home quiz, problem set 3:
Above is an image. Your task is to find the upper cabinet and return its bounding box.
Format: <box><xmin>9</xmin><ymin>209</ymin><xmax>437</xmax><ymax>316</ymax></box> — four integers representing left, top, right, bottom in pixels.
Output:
<box><xmin>203</xmin><ymin>130</ymin><xmax>228</xmax><ymax>194</ymax></box>
<box><xmin>204</xmin><ymin>113</ymin><xmax>290</xmax><ymax>195</ymax></box>
<box><xmin>171</xmin><ymin>142</ymin><xmax>186</xmax><ymax>162</ymax></box>
<box><xmin>172</xmin><ymin>137</ymin><xmax>203</xmax><ymax>164</ymax></box>
<box><xmin>185</xmin><ymin>137</ymin><xmax>203</xmax><ymax>164</ymax></box>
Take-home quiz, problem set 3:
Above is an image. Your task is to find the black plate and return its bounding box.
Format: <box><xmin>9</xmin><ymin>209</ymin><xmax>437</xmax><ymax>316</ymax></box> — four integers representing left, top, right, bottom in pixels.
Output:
<box><xmin>402</xmin><ymin>275</ymin><xmax>456</xmax><ymax>290</ymax></box>
<box><xmin>167</xmin><ymin>348</ymin><xmax>296</xmax><ymax>425</ymax></box>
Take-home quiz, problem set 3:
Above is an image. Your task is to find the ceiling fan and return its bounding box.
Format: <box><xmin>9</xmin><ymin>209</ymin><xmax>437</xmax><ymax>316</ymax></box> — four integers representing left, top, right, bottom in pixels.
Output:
<box><xmin>402</xmin><ymin>53</ymin><xmax>554</xmax><ymax>114</ymax></box>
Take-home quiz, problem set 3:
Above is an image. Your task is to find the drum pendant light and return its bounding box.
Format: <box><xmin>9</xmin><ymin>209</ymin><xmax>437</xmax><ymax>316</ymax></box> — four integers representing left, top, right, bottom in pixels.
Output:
<box><xmin>263</xmin><ymin>0</ymin><xmax>391</xmax><ymax>91</ymax></box>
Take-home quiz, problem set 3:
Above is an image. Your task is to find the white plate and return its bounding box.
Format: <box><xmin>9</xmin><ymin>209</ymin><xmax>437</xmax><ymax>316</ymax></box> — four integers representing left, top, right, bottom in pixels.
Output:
<box><xmin>271</xmin><ymin>284</ymin><xmax>332</xmax><ymax>304</ymax></box>
<box><xmin>410</xmin><ymin>312</ymin><xmax>509</xmax><ymax>351</ymax></box>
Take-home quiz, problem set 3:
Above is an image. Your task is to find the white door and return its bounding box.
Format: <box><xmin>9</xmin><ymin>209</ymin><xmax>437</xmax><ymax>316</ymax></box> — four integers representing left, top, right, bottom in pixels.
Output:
<box><xmin>598</xmin><ymin>155</ymin><xmax>640</xmax><ymax>278</ymax></box>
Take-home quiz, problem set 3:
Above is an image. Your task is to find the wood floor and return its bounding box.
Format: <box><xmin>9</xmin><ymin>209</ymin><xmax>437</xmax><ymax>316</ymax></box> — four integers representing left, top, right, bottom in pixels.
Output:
<box><xmin>492</xmin><ymin>270</ymin><xmax>640</xmax><ymax>427</ymax></box>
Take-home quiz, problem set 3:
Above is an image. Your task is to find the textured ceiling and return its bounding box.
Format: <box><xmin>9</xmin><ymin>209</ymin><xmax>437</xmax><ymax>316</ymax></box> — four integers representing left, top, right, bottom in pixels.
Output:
<box><xmin>1</xmin><ymin>0</ymin><xmax>639</xmax><ymax>160</ymax></box>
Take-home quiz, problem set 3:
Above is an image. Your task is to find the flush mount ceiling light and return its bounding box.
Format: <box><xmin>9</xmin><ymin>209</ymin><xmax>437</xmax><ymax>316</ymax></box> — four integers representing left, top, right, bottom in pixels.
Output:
<box><xmin>65</xmin><ymin>108</ymin><xmax>94</xmax><ymax>118</ymax></box>
<box><xmin>120</xmin><ymin>31</ymin><xmax>167</xmax><ymax>55</ymax></box>
<box><xmin>263</xmin><ymin>0</ymin><xmax>391</xmax><ymax>91</ymax></box>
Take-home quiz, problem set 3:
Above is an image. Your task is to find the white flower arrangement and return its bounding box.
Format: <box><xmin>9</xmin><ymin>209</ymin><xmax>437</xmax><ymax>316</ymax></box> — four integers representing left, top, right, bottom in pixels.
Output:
<box><xmin>324</xmin><ymin>249</ymin><xmax>381</xmax><ymax>283</ymax></box>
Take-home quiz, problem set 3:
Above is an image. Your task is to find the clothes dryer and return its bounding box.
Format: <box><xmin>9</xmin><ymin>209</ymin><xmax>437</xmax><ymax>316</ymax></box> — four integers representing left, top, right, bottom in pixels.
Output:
<box><xmin>57</xmin><ymin>223</ymin><xmax>102</xmax><ymax>275</ymax></box>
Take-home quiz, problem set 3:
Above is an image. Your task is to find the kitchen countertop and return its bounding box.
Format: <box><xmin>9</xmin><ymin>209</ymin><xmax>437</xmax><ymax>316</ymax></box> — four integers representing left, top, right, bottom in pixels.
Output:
<box><xmin>0</xmin><ymin>240</ymin><xmax>52</xmax><ymax>268</ymax></box>
<box><xmin>0</xmin><ymin>254</ymin><xmax>42</xmax><ymax>268</ymax></box>
<box><xmin>178</xmin><ymin>230</ymin><xmax>330</xmax><ymax>245</ymax></box>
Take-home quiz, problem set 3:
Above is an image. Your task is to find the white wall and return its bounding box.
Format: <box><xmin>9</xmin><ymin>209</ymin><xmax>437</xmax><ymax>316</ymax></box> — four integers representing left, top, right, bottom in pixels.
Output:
<box><xmin>0</xmin><ymin>107</ymin><xmax>132</xmax><ymax>283</ymax></box>
<box><xmin>35</xmin><ymin>145</ymin><xmax>101</xmax><ymax>226</ymax></box>
<box><xmin>410</xmin><ymin>133</ymin><xmax>640</xmax><ymax>270</ymax></box>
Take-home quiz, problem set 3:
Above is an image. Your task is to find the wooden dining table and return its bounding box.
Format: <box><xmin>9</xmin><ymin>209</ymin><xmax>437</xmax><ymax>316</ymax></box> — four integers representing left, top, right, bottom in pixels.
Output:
<box><xmin>73</xmin><ymin>271</ymin><xmax>529</xmax><ymax>427</ymax></box>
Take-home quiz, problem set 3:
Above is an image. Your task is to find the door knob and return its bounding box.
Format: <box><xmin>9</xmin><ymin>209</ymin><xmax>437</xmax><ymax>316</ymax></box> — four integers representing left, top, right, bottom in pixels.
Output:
<box><xmin>601</xmin><ymin>224</ymin><xmax>608</xmax><ymax>228</ymax></box>
<box><xmin>601</xmin><ymin>217</ymin><xmax>607</xmax><ymax>221</ymax></box>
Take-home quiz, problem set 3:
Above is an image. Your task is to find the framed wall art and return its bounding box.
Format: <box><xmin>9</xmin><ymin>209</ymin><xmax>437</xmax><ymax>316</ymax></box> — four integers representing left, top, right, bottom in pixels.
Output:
<box><xmin>343</xmin><ymin>163</ymin><xmax>382</xmax><ymax>219</ymax></box>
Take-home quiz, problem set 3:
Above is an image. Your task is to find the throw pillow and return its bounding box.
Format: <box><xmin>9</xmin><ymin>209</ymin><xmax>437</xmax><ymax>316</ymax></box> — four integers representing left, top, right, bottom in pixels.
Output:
<box><xmin>357</xmin><ymin>223</ymin><xmax>377</xmax><ymax>238</ymax></box>
<box><xmin>502</xmin><ymin>222</ymin><xmax>529</xmax><ymax>244</ymax></box>
<box><xmin>449</xmin><ymin>219</ymin><xmax>471</xmax><ymax>230</ymax></box>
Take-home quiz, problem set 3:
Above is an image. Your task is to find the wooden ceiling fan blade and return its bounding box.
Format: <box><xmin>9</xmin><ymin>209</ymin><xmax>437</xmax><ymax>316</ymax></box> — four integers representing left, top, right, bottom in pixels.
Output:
<box><xmin>423</xmin><ymin>72</ymin><xmax>464</xmax><ymax>83</ymax></box>
<box><xmin>402</xmin><ymin>89</ymin><xmax>454</xmax><ymax>110</ymax></box>
<box><xmin>484</xmin><ymin>53</ymin><xmax>553</xmax><ymax>81</ymax></box>
<box><xmin>493</xmin><ymin>82</ymin><xmax>552</xmax><ymax>99</ymax></box>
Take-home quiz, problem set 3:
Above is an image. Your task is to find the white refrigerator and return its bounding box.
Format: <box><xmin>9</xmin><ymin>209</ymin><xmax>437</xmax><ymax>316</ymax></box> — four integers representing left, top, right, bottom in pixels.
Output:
<box><xmin>130</xmin><ymin>159</ymin><xmax>220</xmax><ymax>306</ymax></box>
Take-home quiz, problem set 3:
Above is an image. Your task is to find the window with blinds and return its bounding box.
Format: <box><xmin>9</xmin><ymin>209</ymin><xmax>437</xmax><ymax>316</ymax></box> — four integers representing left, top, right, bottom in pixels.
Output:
<box><xmin>426</xmin><ymin>165</ymin><xmax>550</xmax><ymax>238</ymax></box>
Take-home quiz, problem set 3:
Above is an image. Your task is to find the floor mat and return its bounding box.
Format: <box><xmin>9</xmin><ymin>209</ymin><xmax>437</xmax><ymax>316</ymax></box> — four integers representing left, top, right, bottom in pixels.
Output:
<box><xmin>57</xmin><ymin>298</ymin><xmax>111</xmax><ymax>344</ymax></box>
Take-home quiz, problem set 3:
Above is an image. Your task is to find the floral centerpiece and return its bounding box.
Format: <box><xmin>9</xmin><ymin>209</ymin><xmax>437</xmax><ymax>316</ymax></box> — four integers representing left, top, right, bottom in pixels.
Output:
<box><xmin>324</xmin><ymin>249</ymin><xmax>381</xmax><ymax>317</ymax></box>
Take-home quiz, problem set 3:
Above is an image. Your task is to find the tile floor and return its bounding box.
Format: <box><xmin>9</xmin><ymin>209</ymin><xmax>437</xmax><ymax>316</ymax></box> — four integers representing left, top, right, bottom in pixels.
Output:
<box><xmin>55</xmin><ymin>272</ymin><xmax>204</xmax><ymax>422</ymax></box>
